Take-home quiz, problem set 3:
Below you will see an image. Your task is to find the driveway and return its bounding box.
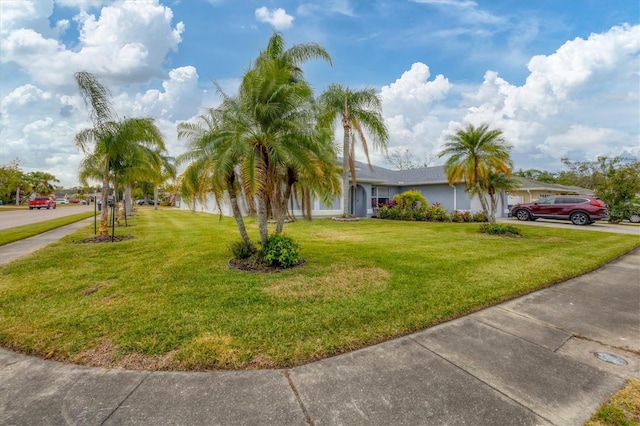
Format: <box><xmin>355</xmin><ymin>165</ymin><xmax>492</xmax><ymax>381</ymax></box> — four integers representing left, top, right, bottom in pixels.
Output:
<box><xmin>498</xmin><ymin>217</ymin><xmax>640</xmax><ymax>236</ymax></box>
<box><xmin>0</xmin><ymin>204</ymin><xmax>95</xmax><ymax>230</ymax></box>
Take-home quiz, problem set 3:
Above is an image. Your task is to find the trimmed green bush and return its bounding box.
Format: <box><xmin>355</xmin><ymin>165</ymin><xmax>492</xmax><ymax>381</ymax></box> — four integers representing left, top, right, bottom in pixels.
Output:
<box><xmin>478</xmin><ymin>223</ymin><xmax>522</xmax><ymax>236</ymax></box>
<box><xmin>230</xmin><ymin>240</ymin><xmax>254</xmax><ymax>259</ymax></box>
<box><xmin>262</xmin><ymin>234</ymin><xmax>301</xmax><ymax>268</ymax></box>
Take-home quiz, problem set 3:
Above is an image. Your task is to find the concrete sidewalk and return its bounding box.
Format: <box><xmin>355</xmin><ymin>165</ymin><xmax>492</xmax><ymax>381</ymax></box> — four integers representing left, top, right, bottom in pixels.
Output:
<box><xmin>0</xmin><ymin>223</ymin><xmax>638</xmax><ymax>425</ymax></box>
<box><xmin>0</xmin><ymin>218</ymin><xmax>95</xmax><ymax>266</ymax></box>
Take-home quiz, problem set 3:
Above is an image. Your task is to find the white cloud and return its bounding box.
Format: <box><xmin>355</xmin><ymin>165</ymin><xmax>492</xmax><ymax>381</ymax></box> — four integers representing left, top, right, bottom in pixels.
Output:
<box><xmin>255</xmin><ymin>7</ymin><xmax>294</xmax><ymax>30</ymax></box>
<box><xmin>0</xmin><ymin>0</ymin><xmax>185</xmax><ymax>87</ymax></box>
<box><xmin>377</xmin><ymin>25</ymin><xmax>640</xmax><ymax>172</ymax></box>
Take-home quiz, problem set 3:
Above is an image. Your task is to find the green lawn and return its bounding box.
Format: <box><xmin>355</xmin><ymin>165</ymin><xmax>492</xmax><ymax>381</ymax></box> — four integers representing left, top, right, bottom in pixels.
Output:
<box><xmin>0</xmin><ymin>208</ymin><xmax>638</xmax><ymax>371</ymax></box>
<box><xmin>0</xmin><ymin>211</ymin><xmax>96</xmax><ymax>246</ymax></box>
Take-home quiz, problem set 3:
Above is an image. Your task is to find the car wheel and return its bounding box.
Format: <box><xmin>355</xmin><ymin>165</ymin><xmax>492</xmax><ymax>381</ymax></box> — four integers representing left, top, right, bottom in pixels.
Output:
<box><xmin>630</xmin><ymin>214</ymin><xmax>640</xmax><ymax>223</ymax></box>
<box><xmin>515</xmin><ymin>209</ymin><xmax>531</xmax><ymax>221</ymax></box>
<box><xmin>570</xmin><ymin>211</ymin><xmax>590</xmax><ymax>225</ymax></box>
<box><xmin>29</xmin><ymin>207</ymin><xmax>33</xmax><ymax>210</ymax></box>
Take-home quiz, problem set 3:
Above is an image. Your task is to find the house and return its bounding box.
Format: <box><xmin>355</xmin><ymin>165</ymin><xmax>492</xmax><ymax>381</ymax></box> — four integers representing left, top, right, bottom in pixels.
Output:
<box><xmin>507</xmin><ymin>177</ymin><xmax>593</xmax><ymax>207</ymax></box>
<box><xmin>176</xmin><ymin>160</ymin><xmax>510</xmax><ymax>219</ymax></box>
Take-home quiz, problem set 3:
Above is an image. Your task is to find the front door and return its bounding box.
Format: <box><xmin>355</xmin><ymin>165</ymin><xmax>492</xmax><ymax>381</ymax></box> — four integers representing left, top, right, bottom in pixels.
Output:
<box><xmin>350</xmin><ymin>185</ymin><xmax>367</xmax><ymax>217</ymax></box>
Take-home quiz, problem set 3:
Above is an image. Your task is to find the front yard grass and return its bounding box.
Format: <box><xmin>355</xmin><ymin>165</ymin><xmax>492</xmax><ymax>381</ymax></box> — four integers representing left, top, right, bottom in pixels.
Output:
<box><xmin>0</xmin><ymin>208</ymin><xmax>638</xmax><ymax>371</ymax></box>
<box><xmin>0</xmin><ymin>211</ymin><xmax>95</xmax><ymax>246</ymax></box>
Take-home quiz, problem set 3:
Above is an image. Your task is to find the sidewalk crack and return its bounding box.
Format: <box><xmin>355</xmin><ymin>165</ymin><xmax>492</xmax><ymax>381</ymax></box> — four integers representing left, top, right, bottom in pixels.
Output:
<box><xmin>284</xmin><ymin>370</ymin><xmax>314</xmax><ymax>426</ymax></box>
<box><xmin>99</xmin><ymin>371</ymin><xmax>151</xmax><ymax>425</ymax></box>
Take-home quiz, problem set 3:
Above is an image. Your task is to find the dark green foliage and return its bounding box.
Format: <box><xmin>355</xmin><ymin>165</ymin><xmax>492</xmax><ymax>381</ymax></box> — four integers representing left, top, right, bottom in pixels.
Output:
<box><xmin>451</xmin><ymin>210</ymin><xmax>472</xmax><ymax>222</ymax></box>
<box><xmin>230</xmin><ymin>240</ymin><xmax>255</xmax><ymax>259</ymax></box>
<box><xmin>472</xmin><ymin>211</ymin><xmax>489</xmax><ymax>222</ymax></box>
<box><xmin>394</xmin><ymin>190</ymin><xmax>428</xmax><ymax>209</ymax></box>
<box><xmin>478</xmin><ymin>223</ymin><xmax>522</xmax><ymax>236</ymax></box>
<box><xmin>262</xmin><ymin>234</ymin><xmax>301</xmax><ymax>268</ymax></box>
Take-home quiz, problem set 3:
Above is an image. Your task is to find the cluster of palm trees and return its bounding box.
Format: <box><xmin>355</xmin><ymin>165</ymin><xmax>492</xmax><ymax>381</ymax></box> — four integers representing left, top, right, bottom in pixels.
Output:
<box><xmin>74</xmin><ymin>32</ymin><xmax>514</xmax><ymax>248</ymax></box>
<box><xmin>177</xmin><ymin>33</ymin><xmax>389</xmax><ymax>253</ymax></box>
<box><xmin>74</xmin><ymin>71</ymin><xmax>173</xmax><ymax>236</ymax></box>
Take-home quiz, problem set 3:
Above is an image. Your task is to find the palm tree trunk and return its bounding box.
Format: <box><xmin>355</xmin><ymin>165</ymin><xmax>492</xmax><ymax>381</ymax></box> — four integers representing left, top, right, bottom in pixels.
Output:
<box><xmin>475</xmin><ymin>184</ymin><xmax>493</xmax><ymax>223</ymax></box>
<box><xmin>342</xmin><ymin>117</ymin><xmax>351</xmax><ymax>217</ymax></box>
<box><xmin>123</xmin><ymin>185</ymin><xmax>133</xmax><ymax>216</ymax></box>
<box><xmin>227</xmin><ymin>179</ymin><xmax>257</xmax><ymax>253</ymax></box>
<box><xmin>257</xmin><ymin>193</ymin><xmax>269</xmax><ymax>246</ymax></box>
<box><xmin>99</xmin><ymin>174</ymin><xmax>110</xmax><ymax>236</ymax></box>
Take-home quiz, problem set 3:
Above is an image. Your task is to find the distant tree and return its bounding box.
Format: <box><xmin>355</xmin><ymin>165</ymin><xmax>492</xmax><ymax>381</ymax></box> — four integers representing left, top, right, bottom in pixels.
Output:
<box><xmin>385</xmin><ymin>149</ymin><xmax>437</xmax><ymax>170</ymax></box>
<box><xmin>26</xmin><ymin>171</ymin><xmax>59</xmax><ymax>196</ymax></box>
<box><xmin>0</xmin><ymin>160</ymin><xmax>24</xmax><ymax>204</ymax></box>
<box><xmin>318</xmin><ymin>84</ymin><xmax>389</xmax><ymax>217</ymax></box>
<box><xmin>593</xmin><ymin>157</ymin><xmax>640</xmax><ymax>223</ymax></box>
<box><xmin>512</xmin><ymin>168</ymin><xmax>558</xmax><ymax>184</ymax></box>
<box><xmin>439</xmin><ymin>123</ymin><xmax>512</xmax><ymax>223</ymax></box>
<box><xmin>556</xmin><ymin>157</ymin><xmax>601</xmax><ymax>189</ymax></box>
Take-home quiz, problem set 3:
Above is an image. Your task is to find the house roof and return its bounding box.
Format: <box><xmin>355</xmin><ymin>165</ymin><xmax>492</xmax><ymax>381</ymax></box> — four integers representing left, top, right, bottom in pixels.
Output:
<box><xmin>349</xmin><ymin>160</ymin><xmax>449</xmax><ymax>186</ymax></box>
<box><xmin>513</xmin><ymin>177</ymin><xmax>593</xmax><ymax>195</ymax></box>
<box><xmin>346</xmin><ymin>160</ymin><xmax>594</xmax><ymax>195</ymax></box>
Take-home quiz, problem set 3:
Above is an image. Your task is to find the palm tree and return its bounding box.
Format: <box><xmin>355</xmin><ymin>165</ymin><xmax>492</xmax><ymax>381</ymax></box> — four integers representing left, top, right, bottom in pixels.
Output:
<box><xmin>483</xmin><ymin>171</ymin><xmax>519</xmax><ymax>222</ymax></box>
<box><xmin>178</xmin><ymin>105</ymin><xmax>258</xmax><ymax>253</ymax></box>
<box><xmin>26</xmin><ymin>171</ymin><xmax>59</xmax><ymax>196</ymax></box>
<box><xmin>177</xmin><ymin>32</ymin><xmax>338</xmax><ymax>251</ymax></box>
<box><xmin>232</xmin><ymin>32</ymin><xmax>335</xmax><ymax>245</ymax></box>
<box><xmin>318</xmin><ymin>84</ymin><xmax>389</xmax><ymax>217</ymax></box>
<box><xmin>74</xmin><ymin>71</ymin><xmax>166</xmax><ymax>236</ymax></box>
<box><xmin>438</xmin><ymin>123</ymin><xmax>512</xmax><ymax>223</ymax></box>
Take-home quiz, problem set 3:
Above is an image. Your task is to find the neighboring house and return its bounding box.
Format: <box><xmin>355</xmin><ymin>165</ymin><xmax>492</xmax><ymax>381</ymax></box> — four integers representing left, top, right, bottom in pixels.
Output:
<box><xmin>53</xmin><ymin>192</ymin><xmax>68</xmax><ymax>202</ymax></box>
<box><xmin>175</xmin><ymin>160</ymin><xmax>509</xmax><ymax>219</ymax></box>
<box><xmin>507</xmin><ymin>177</ymin><xmax>593</xmax><ymax>207</ymax></box>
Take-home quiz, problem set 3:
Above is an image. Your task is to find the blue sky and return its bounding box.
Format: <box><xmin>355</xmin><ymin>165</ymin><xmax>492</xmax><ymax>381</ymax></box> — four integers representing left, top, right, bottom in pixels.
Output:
<box><xmin>1</xmin><ymin>0</ymin><xmax>639</xmax><ymax>187</ymax></box>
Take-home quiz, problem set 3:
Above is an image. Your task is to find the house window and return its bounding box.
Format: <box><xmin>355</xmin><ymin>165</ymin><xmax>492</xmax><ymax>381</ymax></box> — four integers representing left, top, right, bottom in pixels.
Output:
<box><xmin>371</xmin><ymin>186</ymin><xmax>390</xmax><ymax>208</ymax></box>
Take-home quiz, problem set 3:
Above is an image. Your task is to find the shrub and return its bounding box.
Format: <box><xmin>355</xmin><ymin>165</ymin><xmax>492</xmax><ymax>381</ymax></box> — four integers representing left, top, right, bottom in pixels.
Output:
<box><xmin>426</xmin><ymin>204</ymin><xmax>451</xmax><ymax>222</ymax></box>
<box><xmin>394</xmin><ymin>190</ymin><xmax>428</xmax><ymax>210</ymax></box>
<box><xmin>471</xmin><ymin>211</ymin><xmax>489</xmax><ymax>222</ymax></box>
<box><xmin>230</xmin><ymin>240</ymin><xmax>254</xmax><ymax>259</ymax></box>
<box><xmin>478</xmin><ymin>223</ymin><xmax>522</xmax><ymax>236</ymax></box>
<box><xmin>451</xmin><ymin>210</ymin><xmax>472</xmax><ymax>223</ymax></box>
<box><xmin>262</xmin><ymin>234</ymin><xmax>301</xmax><ymax>268</ymax></box>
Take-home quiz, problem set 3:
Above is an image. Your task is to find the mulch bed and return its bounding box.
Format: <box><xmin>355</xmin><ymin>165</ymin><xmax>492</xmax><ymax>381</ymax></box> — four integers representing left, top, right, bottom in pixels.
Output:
<box><xmin>228</xmin><ymin>257</ymin><xmax>306</xmax><ymax>273</ymax></box>
<box><xmin>74</xmin><ymin>235</ymin><xmax>135</xmax><ymax>243</ymax></box>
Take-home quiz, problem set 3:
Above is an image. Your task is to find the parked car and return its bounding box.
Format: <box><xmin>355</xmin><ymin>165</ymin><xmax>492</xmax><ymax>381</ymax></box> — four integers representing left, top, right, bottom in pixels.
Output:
<box><xmin>511</xmin><ymin>196</ymin><xmax>608</xmax><ymax>226</ymax></box>
<box><xmin>29</xmin><ymin>197</ymin><xmax>57</xmax><ymax>210</ymax></box>
<box><xmin>623</xmin><ymin>202</ymin><xmax>640</xmax><ymax>223</ymax></box>
<box><xmin>136</xmin><ymin>199</ymin><xmax>154</xmax><ymax>205</ymax></box>
<box><xmin>56</xmin><ymin>198</ymin><xmax>69</xmax><ymax>204</ymax></box>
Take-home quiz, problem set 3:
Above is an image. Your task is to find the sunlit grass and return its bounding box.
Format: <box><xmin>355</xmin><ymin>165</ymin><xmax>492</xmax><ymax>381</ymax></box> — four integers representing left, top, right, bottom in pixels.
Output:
<box><xmin>0</xmin><ymin>208</ymin><xmax>638</xmax><ymax>370</ymax></box>
<box><xmin>0</xmin><ymin>211</ymin><xmax>95</xmax><ymax>246</ymax></box>
<box><xmin>586</xmin><ymin>379</ymin><xmax>640</xmax><ymax>426</ymax></box>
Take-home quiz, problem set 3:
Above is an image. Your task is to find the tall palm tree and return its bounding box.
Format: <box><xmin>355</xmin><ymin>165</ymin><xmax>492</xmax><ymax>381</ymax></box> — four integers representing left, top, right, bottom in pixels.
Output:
<box><xmin>438</xmin><ymin>123</ymin><xmax>512</xmax><ymax>223</ymax></box>
<box><xmin>75</xmin><ymin>71</ymin><xmax>166</xmax><ymax>236</ymax></box>
<box><xmin>318</xmin><ymin>84</ymin><xmax>389</xmax><ymax>217</ymax></box>
<box><xmin>233</xmin><ymin>32</ymin><xmax>335</xmax><ymax>245</ymax></box>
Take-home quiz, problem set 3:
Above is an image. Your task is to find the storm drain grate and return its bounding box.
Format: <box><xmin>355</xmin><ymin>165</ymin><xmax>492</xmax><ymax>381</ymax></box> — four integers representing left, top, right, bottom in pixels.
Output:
<box><xmin>595</xmin><ymin>352</ymin><xmax>627</xmax><ymax>366</ymax></box>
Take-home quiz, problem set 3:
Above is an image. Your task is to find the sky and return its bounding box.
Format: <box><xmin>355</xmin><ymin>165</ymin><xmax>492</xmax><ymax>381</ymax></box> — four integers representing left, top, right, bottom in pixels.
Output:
<box><xmin>1</xmin><ymin>0</ymin><xmax>639</xmax><ymax>188</ymax></box>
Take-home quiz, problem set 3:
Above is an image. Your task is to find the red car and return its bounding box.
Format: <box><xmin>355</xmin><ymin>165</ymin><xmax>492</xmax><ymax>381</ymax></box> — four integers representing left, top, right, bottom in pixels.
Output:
<box><xmin>29</xmin><ymin>197</ymin><xmax>57</xmax><ymax>210</ymax></box>
<box><xmin>511</xmin><ymin>196</ymin><xmax>608</xmax><ymax>226</ymax></box>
